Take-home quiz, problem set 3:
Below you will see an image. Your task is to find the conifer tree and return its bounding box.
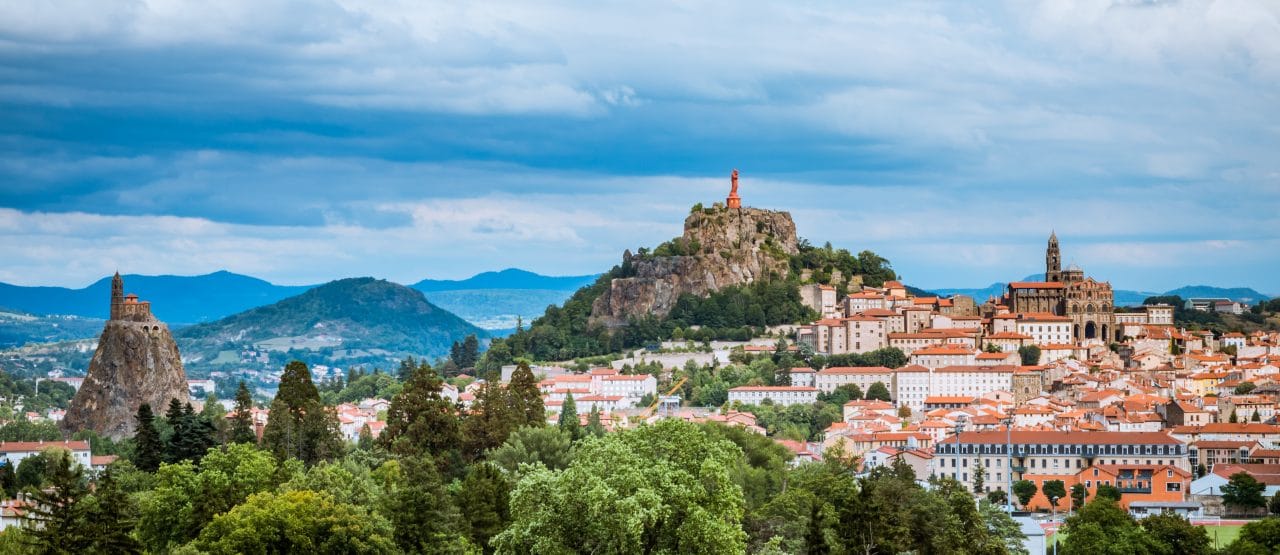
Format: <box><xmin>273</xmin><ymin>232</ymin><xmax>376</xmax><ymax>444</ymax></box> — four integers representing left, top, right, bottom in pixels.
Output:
<box><xmin>397</xmin><ymin>356</ymin><xmax>418</xmax><ymax>382</ymax></box>
<box><xmin>456</xmin><ymin>462</ymin><xmax>511</xmax><ymax>550</ymax></box>
<box><xmin>132</xmin><ymin>403</ymin><xmax>164</xmax><ymax>472</ymax></box>
<box><xmin>507</xmin><ymin>361</ymin><xmax>545</xmax><ymax>427</ymax></box>
<box><xmin>178</xmin><ymin>402</ymin><xmax>218</xmax><ymax>464</ymax></box>
<box><xmin>381</xmin><ymin>362</ymin><xmax>462</xmax><ymax>462</ymax></box>
<box><xmin>163</xmin><ymin>398</ymin><xmax>187</xmax><ymax>464</ymax></box>
<box><xmin>229</xmin><ymin>381</ymin><xmax>257</xmax><ymax>445</ymax></box>
<box><xmin>388</xmin><ymin>454</ymin><xmax>470</xmax><ymax>552</ymax></box>
<box><xmin>262</xmin><ymin>360</ymin><xmax>342</xmax><ymax>465</ymax></box>
<box><xmin>559</xmin><ymin>393</ymin><xmax>581</xmax><ymax>441</ymax></box>
<box><xmin>462</xmin><ymin>382</ymin><xmax>515</xmax><ymax>459</ymax></box>
<box><xmin>586</xmin><ymin>405</ymin><xmax>606</xmax><ymax>437</ymax></box>
<box><xmin>22</xmin><ymin>450</ymin><xmax>93</xmax><ymax>553</ymax></box>
<box><xmin>85</xmin><ymin>468</ymin><xmax>143</xmax><ymax>554</ymax></box>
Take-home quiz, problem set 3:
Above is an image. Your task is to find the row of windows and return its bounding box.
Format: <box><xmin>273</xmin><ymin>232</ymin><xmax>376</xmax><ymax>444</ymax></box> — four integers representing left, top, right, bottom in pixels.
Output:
<box><xmin>939</xmin><ymin>443</ymin><xmax>1184</xmax><ymax>456</ymax></box>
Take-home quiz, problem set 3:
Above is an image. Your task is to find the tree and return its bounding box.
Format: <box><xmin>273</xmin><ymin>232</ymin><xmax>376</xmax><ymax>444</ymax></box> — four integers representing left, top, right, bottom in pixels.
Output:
<box><xmin>1231</xmin><ymin>409</ymin><xmax>1240</xmax><ymax>423</ymax></box>
<box><xmin>83</xmin><ymin>467</ymin><xmax>144</xmax><ymax>554</ymax></box>
<box><xmin>1141</xmin><ymin>512</ymin><xmax>1211</xmax><ymax>555</ymax></box>
<box><xmin>1231</xmin><ymin>517</ymin><xmax>1280</xmax><ymax>553</ymax></box>
<box><xmin>494</xmin><ymin>420</ymin><xmax>747</xmax><ymax>554</ymax></box>
<box><xmin>586</xmin><ymin>405</ymin><xmax>606</xmax><ymax>437</ymax></box>
<box><xmin>132</xmin><ymin>403</ymin><xmax>164</xmax><ymax>472</ymax></box>
<box><xmin>463</xmin><ymin>381</ymin><xmax>517</xmax><ymax>460</ymax></box>
<box><xmin>558</xmin><ymin>393</ymin><xmax>581</xmax><ymax>442</ymax></box>
<box><xmin>1060</xmin><ymin>498</ymin><xmax>1160</xmax><ymax>555</ymax></box>
<box><xmin>1269</xmin><ymin>491</ymin><xmax>1280</xmax><ymax>515</ymax></box>
<box><xmin>897</xmin><ymin>405</ymin><xmax>912</xmax><ymax>419</ymax></box>
<box><xmin>229</xmin><ymin>380</ymin><xmax>257</xmax><ymax>445</ymax></box>
<box><xmin>1254</xmin><ymin>410</ymin><xmax>1263</xmax><ymax>422</ymax></box>
<box><xmin>986</xmin><ymin>489</ymin><xmax>1008</xmax><ymax>506</ymax></box>
<box><xmin>972</xmin><ymin>460</ymin><xmax>985</xmax><ymax>494</ymax></box>
<box><xmin>1018</xmin><ymin>345</ymin><xmax>1041</xmax><ymax>366</ymax></box>
<box><xmin>193</xmin><ymin>490</ymin><xmax>396</xmax><ymax>554</ymax></box>
<box><xmin>1237</xmin><ymin>382</ymin><xmax>1258</xmax><ymax>395</ymax></box>
<box><xmin>451</xmin><ymin>334</ymin><xmax>481</xmax><ymax>369</ymax></box>
<box><xmin>1043</xmin><ymin>480</ymin><xmax>1067</xmax><ymax>509</ymax></box>
<box><xmin>174</xmin><ymin>402</ymin><xmax>218</xmax><ymax>464</ymax></box>
<box><xmin>456</xmin><ymin>462</ymin><xmax>511</xmax><ymax>552</ymax></box>
<box><xmin>262</xmin><ymin>360</ymin><xmax>342</xmax><ymax>466</ymax></box>
<box><xmin>1223</xmin><ymin>472</ymin><xmax>1268</xmax><ymax>516</ymax></box>
<box><xmin>507</xmin><ymin>361</ymin><xmax>545</xmax><ymax>427</ymax></box>
<box><xmin>1012</xmin><ymin>480</ymin><xmax>1037</xmax><ymax>508</ymax></box>
<box><xmin>979</xmin><ymin>500</ymin><xmax>1029</xmax><ymax>555</ymax></box>
<box><xmin>1070</xmin><ymin>482</ymin><xmax>1087</xmax><ymax>511</ymax></box>
<box><xmin>380</xmin><ymin>361</ymin><xmax>462</xmax><ymax>464</ymax></box>
<box><xmin>21</xmin><ymin>449</ymin><xmax>93</xmax><ymax>553</ymax></box>
<box><xmin>489</xmin><ymin>426</ymin><xmax>573</xmax><ymax>474</ymax></box>
<box><xmin>163</xmin><ymin>398</ymin><xmax>187</xmax><ymax>463</ymax></box>
<box><xmin>1095</xmin><ymin>483</ymin><xmax>1122</xmax><ymax>502</ymax></box>
<box><xmin>865</xmin><ymin>381</ymin><xmax>891</xmax><ymax>402</ymax></box>
<box><xmin>387</xmin><ymin>455</ymin><xmax>472</xmax><ymax>552</ymax></box>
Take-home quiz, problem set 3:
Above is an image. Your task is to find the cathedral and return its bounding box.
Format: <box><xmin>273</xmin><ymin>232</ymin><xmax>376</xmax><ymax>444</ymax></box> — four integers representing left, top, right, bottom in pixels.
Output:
<box><xmin>1004</xmin><ymin>233</ymin><xmax>1116</xmax><ymax>344</ymax></box>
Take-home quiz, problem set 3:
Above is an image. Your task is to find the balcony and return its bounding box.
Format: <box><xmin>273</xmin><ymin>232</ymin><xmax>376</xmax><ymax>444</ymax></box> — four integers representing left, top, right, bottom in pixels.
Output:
<box><xmin>1118</xmin><ymin>487</ymin><xmax>1152</xmax><ymax>494</ymax></box>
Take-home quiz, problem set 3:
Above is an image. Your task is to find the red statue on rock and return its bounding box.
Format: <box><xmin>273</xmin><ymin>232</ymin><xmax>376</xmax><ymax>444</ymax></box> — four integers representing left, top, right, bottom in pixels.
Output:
<box><xmin>726</xmin><ymin>168</ymin><xmax>742</xmax><ymax>208</ymax></box>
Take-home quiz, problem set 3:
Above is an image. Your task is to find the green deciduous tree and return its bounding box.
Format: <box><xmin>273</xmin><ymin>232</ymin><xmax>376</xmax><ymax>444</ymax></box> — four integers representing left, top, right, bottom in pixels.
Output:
<box><xmin>262</xmin><ymin>360</ymin><xmax>342</xmax><ymax>466</ymax></box>
<box><xmin>192</xmin><ymin>490</ymin><xmax>396</xmax><ymax>554</ymax></box>
<box><xmin>1223</xmin><ymin>472</ymin><xmax>1268</xmax><ymax>516</ymax></box>
<box><xmin>1012</xmin><ymin>480</ymin><xmax>1037</xmax><ymax>508</ymax></box>
<box><xmin>1141</xmin><ymin>512</ymin><xmax>1211</xmax><ymax>555</ymax></box>
<box><xmin>865</xmin><ymin>381</ymin><xmax>891</xmax><ymax>402</ymax></box>
<box><xmin>1070</xmin><ymin>482</ymin><xmax>1087</xmax><ymax>511</ymax></box>
<box><xmin>1060</xmin><ymin>498</ymin><xmax>1160</xmax><ymax>555</ymax></box>
<box><xmin>1095</xmin><ymin>482</ymin><xmax>1122</xmax><ymax>502</ymax></box>
<box><xmin>494</xmin><ymin>419</ymin><xmax>747</xmax><ymax>554</ymax></box>
<box><xmin>1043</xmin><ymin>480</ymin><xmax>1067</xmax><ymax>508</ymax></box>
<box><xmin>1229</xmin><ymin>517</ymin><xmax>1280</xmax><ymax>554</ymax></box>
<box><xmin>1018</xmin><ymin>345</ymin><xmax>1041</xmax><ymax>366</ymax></box>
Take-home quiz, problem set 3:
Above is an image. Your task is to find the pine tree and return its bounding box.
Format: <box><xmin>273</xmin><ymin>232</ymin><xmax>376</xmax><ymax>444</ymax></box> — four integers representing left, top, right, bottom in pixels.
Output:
<box><xmin>163</xmin><ymin>398</ymin><xmax>187</xmax><ymax>463</ymax></box>
<box><xmin>229</xmin><ymin>381</ymin><xmax>257</xmax><ymax>445</ymax></box>
<box><xmin>381</xmin><ymin>362</ymin><xmax>462</xmax><ymax>462</ymax></box>
<box><xmin>559</xmin><ymin>393</ymin><xmax>581</xmax><ymax>441</ymax></box>
<box><xmin>397</xmin><ymin>356</ymin><xmax>418</xmax><ymax>382</ymax></box>
<box><xmin>22</xmin><ymin>450</ymin><xmax>93</xmax><ymax>552</ymax></box>
<box><xmin>460</xmin><ymin>334</ymin><xmax>480</xmax><ymax>368</ymax></box>
<box><xmin>455</xmin><ymin>462</ymin><xmax>511</xmax><ymax>550</ymax></box>
<box><xmin>462</xmin><ymin>382</ymin><xmax>515</xmax><ymax>460</ymax></box>
<box><xmin>178</xmin><ymin>403</ymin><xmax>219</xmax><ymax>464</ymax></box>
<box><xmin>132</xmin><ymin>403</ymin><xmax>164</xmax><ymax>472</ymax></box>
<box><xmin>586</xmin><ymin>405</ymin><xmax>606</xmax><ymax>437</ymax></box>
<box><xmin>507</xmin><ymin>361</ymin><xmax>545</xmax><ymax>427</ymax></box>
<box><xmin>85</xmin><ymin>468</ymin><xmax>143</xmax><ymax>553</ymax></box>
<box><xmin>389</xmin><ymin>454</ymin><xmax>468</xmax><ymax>552</ymax></box>
<box><xmin>262</xmin><ymin>360</ymin><xmax>342</xmax><ymax>465</ymax></box>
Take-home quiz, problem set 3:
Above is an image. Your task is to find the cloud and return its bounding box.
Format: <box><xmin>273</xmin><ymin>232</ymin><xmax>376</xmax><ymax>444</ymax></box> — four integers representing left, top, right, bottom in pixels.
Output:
<box><xmin>0</xmin><ymin>1</ymin><xmax>1276</xmax><ymax>293</ymax></box>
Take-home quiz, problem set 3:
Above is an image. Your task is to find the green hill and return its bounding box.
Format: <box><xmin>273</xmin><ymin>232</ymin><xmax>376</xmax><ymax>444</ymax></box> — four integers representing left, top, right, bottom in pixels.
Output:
<box><xmin>175</xmin><ymin>278</ymin><xmax>485</xmax><ymax>372</ymax></box>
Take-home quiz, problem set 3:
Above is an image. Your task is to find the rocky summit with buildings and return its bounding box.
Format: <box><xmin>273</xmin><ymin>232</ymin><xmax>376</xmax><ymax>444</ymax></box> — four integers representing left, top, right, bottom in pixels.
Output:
<box><xmin>590</xmin><ymin>171</ymin><xmax>799</xmax><ymax>327</ymax></box>
<box><xmin>62</xmin><ymin>273</ymin><xmax>190</xmax><ymax>439</ymax></box>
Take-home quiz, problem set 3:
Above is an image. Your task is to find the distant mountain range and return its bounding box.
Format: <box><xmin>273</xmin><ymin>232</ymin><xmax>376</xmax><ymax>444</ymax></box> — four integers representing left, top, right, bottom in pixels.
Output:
<box><xmin>929</xmin><ymin>274</ymin><xmax>1272</xmax><ymax>306</ymax></box>
<box><xmin>175</xmin><ymin>278</ymin><xmax>485</xmax><ymax>369</ymax></box>
<box><xmin>0</xmin><ymin>268</ymin><xmax>599</xmax><ymax>327</ymax></box>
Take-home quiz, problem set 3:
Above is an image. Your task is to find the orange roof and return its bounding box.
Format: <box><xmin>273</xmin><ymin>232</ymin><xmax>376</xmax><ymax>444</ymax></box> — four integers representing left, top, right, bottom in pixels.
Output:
<box><xmin>729</xmin><ymin>386</ymin><xmax>818</xmax><ymax>392</ymax></box>
<box><xmin>0</xmin><ymin>440</ymin><xmax>90</xmax><ymax>452</ymax></box>
<box><xmin>1009</xmin><ymin>281</ymin><xmax>1066</xmax><ymax>289</ymax></box>
<box><xmin>819</xmin><ymin>366</ymin><xmax>893</xmax><ymax>375</ymax></box>
<box><xmin>954</xmin><ymin>430</ymin><xmax>1181</xmax><ymax>445</ymax></box>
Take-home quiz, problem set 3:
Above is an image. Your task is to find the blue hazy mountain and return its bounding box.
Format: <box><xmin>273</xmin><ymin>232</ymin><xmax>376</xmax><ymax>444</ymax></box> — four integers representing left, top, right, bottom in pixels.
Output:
<box><xmin>929</xmin><ymin>274</ymin><xmax>1268</xmax><ymax>306</ymax></box>
<box><xmin>0</xmin><ymin>271</ymin><xmax>311</xmax><ymax>324</ymax></box>
<box><xmin>411</xmin><ymin>268</ymin><xmax>598</xmax><ymax>292</ymax></box>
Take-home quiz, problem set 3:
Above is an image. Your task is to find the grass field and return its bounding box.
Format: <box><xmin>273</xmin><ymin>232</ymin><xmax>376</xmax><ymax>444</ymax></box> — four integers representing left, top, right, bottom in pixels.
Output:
<box><xmin>1048</xmin><ymin>524</ymin><xmax>1243</xmax><ymax>552</ymax></box>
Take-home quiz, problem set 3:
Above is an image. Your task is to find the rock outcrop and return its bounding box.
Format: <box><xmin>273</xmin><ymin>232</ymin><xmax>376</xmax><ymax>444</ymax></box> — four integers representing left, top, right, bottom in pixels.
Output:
<box><xmin>590</xmin><ymin>204</ymin><xmax>799</xmax><ymax>327</ymax></box>
<box><xmin>62</xmin><ymin>274</ymin><xmax>189</xmax><ymax>439</ymax></box>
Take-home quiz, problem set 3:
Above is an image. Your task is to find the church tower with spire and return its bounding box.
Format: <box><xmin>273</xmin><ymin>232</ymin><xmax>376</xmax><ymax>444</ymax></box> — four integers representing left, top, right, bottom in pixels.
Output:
<box><xmin>1045</xmin><ymin>232</ymin><xmax>1062</xmax><ymax>282</ymax></box>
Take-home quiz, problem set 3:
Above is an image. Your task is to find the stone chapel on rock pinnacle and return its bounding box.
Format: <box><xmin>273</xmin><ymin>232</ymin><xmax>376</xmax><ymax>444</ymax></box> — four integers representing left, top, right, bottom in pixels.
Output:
<box><xmin>62</xmin><ymin>273</ymin><xmax>190</xmax><ymax>439</ymax></box>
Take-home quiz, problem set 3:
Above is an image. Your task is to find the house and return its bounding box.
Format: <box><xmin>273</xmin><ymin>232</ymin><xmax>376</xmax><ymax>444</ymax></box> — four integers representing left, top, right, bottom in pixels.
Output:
<box><xmin>0</xmin><ymin>441</ymin><xmax>91</xmax><ymax>470</ymax></box>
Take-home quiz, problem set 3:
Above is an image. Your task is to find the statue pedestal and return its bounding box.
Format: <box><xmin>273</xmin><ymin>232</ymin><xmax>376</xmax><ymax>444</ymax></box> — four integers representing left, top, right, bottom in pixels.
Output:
<box><xmin>726</xmin><ymin>194</ymin><xmax>741</xmax><ymax>208</ymax></box>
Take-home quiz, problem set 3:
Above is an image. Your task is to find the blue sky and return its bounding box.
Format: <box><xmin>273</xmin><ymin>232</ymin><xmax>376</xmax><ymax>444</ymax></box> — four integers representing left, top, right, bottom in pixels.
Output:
<box><xmin>1</xmin><ymin>1</ymin><xmax>1277</xmax><ymax>293</ymax></box>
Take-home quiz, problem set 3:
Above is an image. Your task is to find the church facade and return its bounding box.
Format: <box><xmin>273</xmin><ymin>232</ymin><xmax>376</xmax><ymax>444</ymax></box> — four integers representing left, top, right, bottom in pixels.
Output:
<box><xmin>1004</xmin><ymin>233</ymin><xmax>1116</xmax><ymax>344</ymax></box>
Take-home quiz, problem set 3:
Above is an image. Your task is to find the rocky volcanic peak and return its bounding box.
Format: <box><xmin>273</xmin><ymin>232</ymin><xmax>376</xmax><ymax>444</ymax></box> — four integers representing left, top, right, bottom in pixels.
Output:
<box><xmin>590</xmin><ymin>205</ymin><xmax>798</xmax><ymax>327</ymax></box>
<box><xmin>63</xmin><ymin>275</ymin><xmax>190</xmax><ymax>439</ymax></box>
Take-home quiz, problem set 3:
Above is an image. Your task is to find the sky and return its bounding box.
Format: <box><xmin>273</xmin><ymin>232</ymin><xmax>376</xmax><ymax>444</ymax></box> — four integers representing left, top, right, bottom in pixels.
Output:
<box><xmin>1</xmin><ymin>0</ymin><xmax>1277</xmax><ymax>294</ymax></box>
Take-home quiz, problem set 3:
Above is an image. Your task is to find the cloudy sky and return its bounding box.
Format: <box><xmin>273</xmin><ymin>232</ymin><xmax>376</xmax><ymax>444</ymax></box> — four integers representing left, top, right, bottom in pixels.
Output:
<box><xmin>1</xmin><ymin>0</ymin><xmax>1277</xmax><ymax>293</ymax></box>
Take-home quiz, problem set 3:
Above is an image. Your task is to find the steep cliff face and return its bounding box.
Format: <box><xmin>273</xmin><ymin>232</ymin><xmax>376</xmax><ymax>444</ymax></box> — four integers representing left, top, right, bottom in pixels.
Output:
<box><xmin>62</xmin><ymin>320</ymin><xmax>190</xmax><ymax>439</ymax></box>
<box><xmin>590</xmin><ymin>205</ymin><xmax>799</xmax><ymax>327</ymax></box>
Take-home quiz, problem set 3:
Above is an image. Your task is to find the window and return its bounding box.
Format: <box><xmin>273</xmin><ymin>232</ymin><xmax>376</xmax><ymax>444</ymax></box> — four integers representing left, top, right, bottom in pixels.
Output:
<box><xmin>1167</xmin><ymin>483</ymin><xmax>1181</xmax><ymax>492</ymax></box>
<box><xmin>1167</xmin><ymin>469</ymin><xmax>1173</xmax><ymax>478</ymax></box>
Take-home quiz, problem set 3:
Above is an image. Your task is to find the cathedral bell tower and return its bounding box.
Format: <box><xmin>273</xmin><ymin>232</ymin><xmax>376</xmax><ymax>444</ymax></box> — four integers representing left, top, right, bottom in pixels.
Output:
<box><xmin>1045</xmin><ymin>232</ymin><xmax>1062</xmax><ymax>282</ymax></box>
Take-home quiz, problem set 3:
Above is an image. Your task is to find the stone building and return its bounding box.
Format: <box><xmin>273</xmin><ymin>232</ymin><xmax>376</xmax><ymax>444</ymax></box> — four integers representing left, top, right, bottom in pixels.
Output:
<box><xmin>1005</xmin><ymin>233</ymin><xmax>1116</xmax><ymax>343</ymax></box>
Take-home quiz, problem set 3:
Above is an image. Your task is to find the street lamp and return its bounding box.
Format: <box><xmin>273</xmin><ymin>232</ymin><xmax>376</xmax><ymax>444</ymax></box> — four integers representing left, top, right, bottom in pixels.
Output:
<box><xmin>955</xmin><ymin>415</ymin><xmax>968</xmax><ymax>486</ymax></box>
<box><xmin>1001</xmin><ymin>416</ymin><xmax>1014</xmax><ymax>513</ymax></box>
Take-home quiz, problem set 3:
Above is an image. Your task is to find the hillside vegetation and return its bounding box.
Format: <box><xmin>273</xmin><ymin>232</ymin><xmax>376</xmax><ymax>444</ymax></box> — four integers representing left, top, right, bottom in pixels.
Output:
<box><xmin>176</xmin><ymin>278</ymin><xmax>484</xmax><ymax>370</ymax></box>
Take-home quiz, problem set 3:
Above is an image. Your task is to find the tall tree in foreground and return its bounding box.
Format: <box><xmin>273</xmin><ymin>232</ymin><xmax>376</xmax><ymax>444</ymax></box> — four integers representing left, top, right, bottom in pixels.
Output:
<box><xmin>463</xmin><ymin>382</ymin><xmax>516</xmax><ymax>460</ymax></box>
<box><xmin>507</xmin><ymin>361</ymin><xmax>545</xmax><ymax>427</ymax></box>
<box><xmin>21</xmin><ymin>450</ymin><xmax>93</xmax><ymax>553</ymax></box>
<box><xmin>1223</xmin><ymin>472</ymin><xmax>1267</xmax><ymax>516</ymax></box>
<box><xmin>163</xmin><ymin>398</ymin><xmax>187</xmax><ymax>464</ymax></box>
<box><xmin>558</xmin><ymin>393</ymin><xmax>581</xmax><ymax>442</ymax></box>
<box><xmin>380</xmin><ymin>361</ymin><xmax>462</xmax><ymax>464</ymax></box>
<box><xmin>456</xmin><ymin>462</ymin><xmax>512</xmax><ymax>552</ymax></box>
<box><xmin>132</xmin><ymin>403</ymin><xmax>164</xmax><ymax>472</ymax></box>
<box><xmin>262</xmin><ymin>360</ymin><xmax>342</xmax><ymax>466</ymax></box>
<box><xmin>388</xmin><ymin>455</ymin><xmax>473</xmax><ymax>552</ymax></box>
<box><xmin>229</xmin><ymin>381</ymin><xmax>257</xmax><ymax>445</ymax></box>
<box><xmin>85</xmin><ymin>468</ymin><xmax>143</xmax><ymax>554</ymax></box>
